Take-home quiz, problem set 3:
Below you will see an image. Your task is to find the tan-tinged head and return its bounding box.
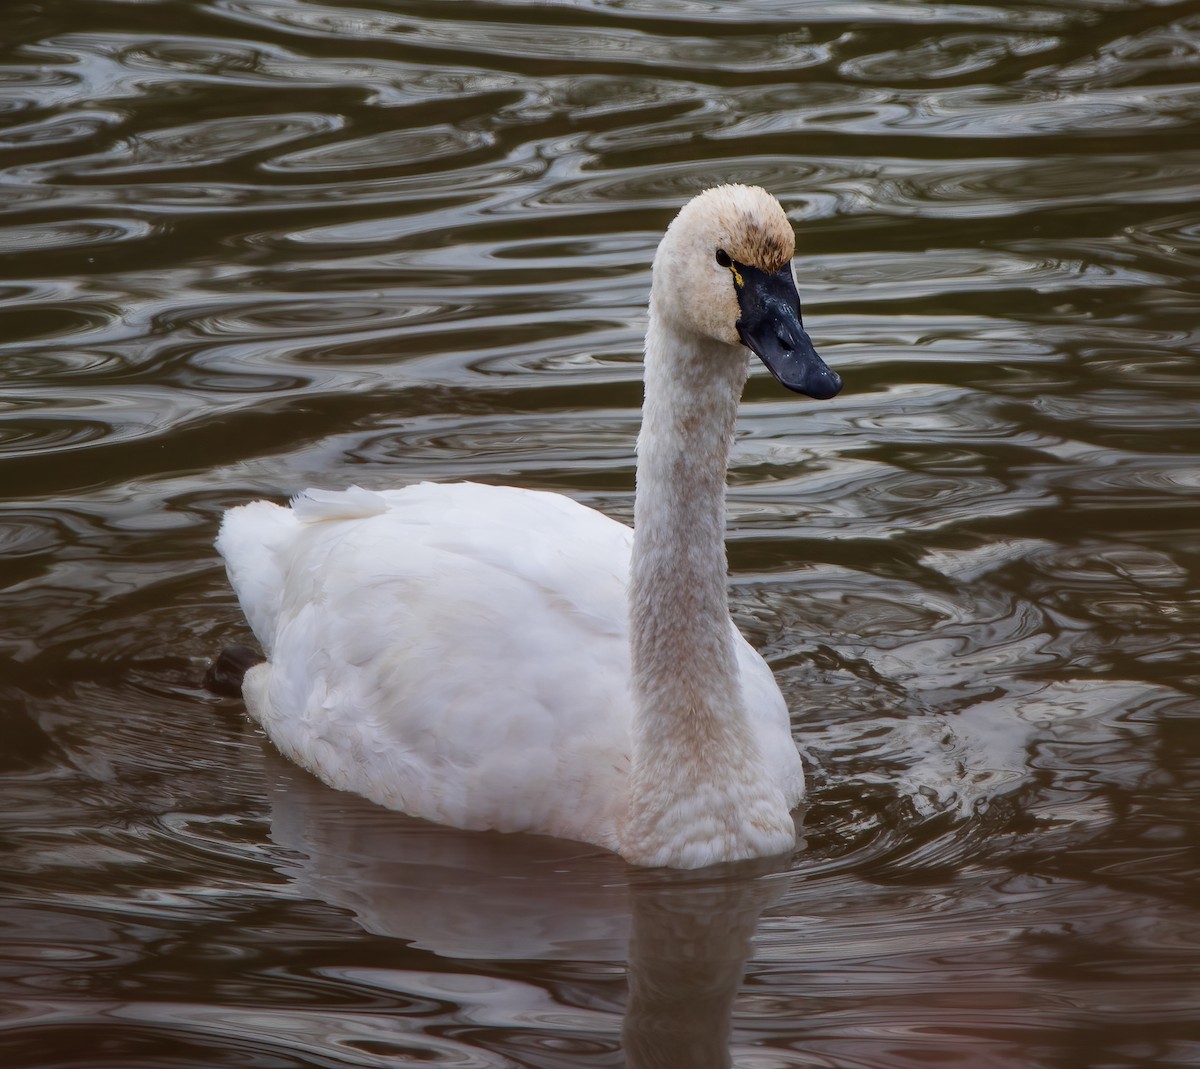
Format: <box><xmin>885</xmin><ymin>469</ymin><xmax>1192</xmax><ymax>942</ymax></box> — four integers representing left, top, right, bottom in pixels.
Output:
<box><xmin>696</xmin><ymin>183</ymin><xmax>795</xmax><ymax>272</ymax></box>
<box><xmin>649</xmin><ymin>184</ymin><xmax>841</xmax><ymax>400</ymax></box>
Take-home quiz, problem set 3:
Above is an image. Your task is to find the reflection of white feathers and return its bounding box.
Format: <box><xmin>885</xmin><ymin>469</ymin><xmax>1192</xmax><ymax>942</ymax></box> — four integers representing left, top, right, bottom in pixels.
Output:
<box><xmin>264</xmin><ymin>753</ymin><xmax>635</xmax><ymax>961</ymax></box>
<box><xmin>266</xmin><ymin>756</ymin><xmax>776</xmax><ymax>1069</ymax></box>
<box><xmin>218</xmin><ymin>186</ymin><xmax>814</xmax><ymax>868</ymax></box>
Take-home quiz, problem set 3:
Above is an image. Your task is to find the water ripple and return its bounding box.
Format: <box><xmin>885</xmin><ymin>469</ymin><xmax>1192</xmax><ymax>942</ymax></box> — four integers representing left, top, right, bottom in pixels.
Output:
<box><xmin>266</xmin><ymin>125</ymin><xmax>495</xmax><ymax>174</ymax></box>
<box><xmin>0</xmin><ymin>217</ymin><xmax>154</xmax><ymax>253</ymax></box>
<box><xmin>1029</xmin><ymin>11</ymin><xmax>1200</xmax><ymax>90</ymax></box>
<box><xmin>25</xmin><ymin>112</ymin><xmax>343</xmax><ymax>179</ymax></box>
<box><xmin>841</xmin><ymin>31</ymin><xmax>1062</xmax><ymax>82</ymax></box>
<box><xmin>214</xmin><ymin>0</ymin><xmax>831</xmax><ymax>73</ymax></box>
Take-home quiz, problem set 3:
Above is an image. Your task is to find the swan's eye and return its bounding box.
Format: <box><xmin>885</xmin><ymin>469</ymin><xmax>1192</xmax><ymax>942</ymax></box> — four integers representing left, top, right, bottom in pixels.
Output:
<box><xmin>715</xmin><ymin>248</ymin><xmax>731</xmax><ymax>267</ymax></box>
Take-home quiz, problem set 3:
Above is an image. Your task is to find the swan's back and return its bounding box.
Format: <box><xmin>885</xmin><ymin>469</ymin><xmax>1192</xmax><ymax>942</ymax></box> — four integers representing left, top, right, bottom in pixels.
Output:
<box><xmin>219</xmin><ymin>483</ymin><xmax>637</xmax><ymax>848</ymax></box>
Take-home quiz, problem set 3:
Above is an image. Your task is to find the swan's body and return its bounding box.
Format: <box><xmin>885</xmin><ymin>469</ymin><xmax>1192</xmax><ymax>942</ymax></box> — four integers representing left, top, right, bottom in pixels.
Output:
<box><xmin>218</xmin><ymin>185</ymin><xmax>841</xmax><ymax>868</ymax></box>
<box><xmin>219</xmin><ymin>482</ymin><xmax>798</xmax><ymax>860</ymax></box>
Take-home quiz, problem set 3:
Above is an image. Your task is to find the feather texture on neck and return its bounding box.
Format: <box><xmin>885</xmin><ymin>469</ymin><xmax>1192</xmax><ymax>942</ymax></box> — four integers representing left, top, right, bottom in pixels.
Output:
<box><xmin>623</xmin><ymin>305</ymin><xmax>795</xmax><ymax>868</ymax></box>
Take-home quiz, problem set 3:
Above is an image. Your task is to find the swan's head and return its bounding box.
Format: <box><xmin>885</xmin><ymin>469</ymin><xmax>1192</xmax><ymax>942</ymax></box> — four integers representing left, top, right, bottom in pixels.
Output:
<box><xmin>652</xmin><ymin>184</ymin><xmax>841</xmax><ymax>400</ymax></box>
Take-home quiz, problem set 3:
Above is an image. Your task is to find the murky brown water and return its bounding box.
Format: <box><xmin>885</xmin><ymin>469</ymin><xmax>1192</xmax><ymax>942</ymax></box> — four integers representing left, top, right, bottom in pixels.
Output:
<box><xmin>2</xmin><ymin>1</ymin><xmax>1199</xmax><ymax>1066</ymax></box>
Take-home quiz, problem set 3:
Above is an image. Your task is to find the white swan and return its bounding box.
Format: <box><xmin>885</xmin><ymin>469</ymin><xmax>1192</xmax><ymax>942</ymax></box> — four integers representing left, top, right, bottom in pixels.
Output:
<box><xmin>216</xmin><ymin>184</ymin><xmax>842</xmax><ymax>869</ymax></box>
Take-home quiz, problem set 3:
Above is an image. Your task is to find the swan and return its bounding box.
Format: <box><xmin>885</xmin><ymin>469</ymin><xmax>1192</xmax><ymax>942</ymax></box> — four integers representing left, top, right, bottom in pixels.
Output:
<box><xmin>215</xmin><ymin>184</ymin><xmax>842</xmax><ymax>869</ymax></box>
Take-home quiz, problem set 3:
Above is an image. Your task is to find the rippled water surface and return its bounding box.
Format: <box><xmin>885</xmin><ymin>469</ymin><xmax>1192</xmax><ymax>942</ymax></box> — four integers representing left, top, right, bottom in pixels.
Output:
<box><xmin>3</xmin><ymin>1</ymin><xmax>1199</xmax><ymax>1066</ymax></box>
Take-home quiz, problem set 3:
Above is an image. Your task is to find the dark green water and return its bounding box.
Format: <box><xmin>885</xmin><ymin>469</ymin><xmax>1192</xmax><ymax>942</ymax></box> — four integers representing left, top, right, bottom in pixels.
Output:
<box><xmin>2</xmin><ymin>1</ymin><xmax>1198</xmax><ymax>1066</ymax></box>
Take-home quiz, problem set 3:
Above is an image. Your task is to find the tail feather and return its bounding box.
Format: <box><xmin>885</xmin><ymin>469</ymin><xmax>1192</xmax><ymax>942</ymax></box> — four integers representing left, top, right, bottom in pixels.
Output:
<box><xmin>216</xmin><ymin>499</ymin><xmax>302</xmax><ymax>651</ymax></box>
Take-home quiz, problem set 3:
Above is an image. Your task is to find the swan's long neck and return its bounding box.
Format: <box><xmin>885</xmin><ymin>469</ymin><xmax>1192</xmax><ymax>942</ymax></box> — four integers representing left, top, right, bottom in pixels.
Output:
<box><xmin>630</xmin><ymin>313</ymin><xmax>747</xmax><ymax>729</ymax></box>
<box><xmin>623</xmin><ymin>305</ymin><xmax>792</xmax><ymax>868</ymax></box>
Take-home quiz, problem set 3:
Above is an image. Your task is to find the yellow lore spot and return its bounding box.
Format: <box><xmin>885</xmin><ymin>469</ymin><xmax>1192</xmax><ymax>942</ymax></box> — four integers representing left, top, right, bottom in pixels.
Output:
<box><xmin>730</xmin><ymin>264</ymin><xmax>744</xmax><ymax>287</ymax></box>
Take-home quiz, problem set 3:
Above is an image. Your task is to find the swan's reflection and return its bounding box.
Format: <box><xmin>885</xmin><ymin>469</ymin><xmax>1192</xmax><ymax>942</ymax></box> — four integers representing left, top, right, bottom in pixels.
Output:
<box><xmin>265</xmin><ymin>755</ymin><xmax>790</xmax><ymax>1067</ymax></box>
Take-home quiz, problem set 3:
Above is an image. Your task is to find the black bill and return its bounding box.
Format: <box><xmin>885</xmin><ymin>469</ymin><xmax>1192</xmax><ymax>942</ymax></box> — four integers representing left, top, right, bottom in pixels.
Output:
<box><xmin>733</xmin><ymin>263</ymin><xmax>841</xmax><ymax>400</ymax></box>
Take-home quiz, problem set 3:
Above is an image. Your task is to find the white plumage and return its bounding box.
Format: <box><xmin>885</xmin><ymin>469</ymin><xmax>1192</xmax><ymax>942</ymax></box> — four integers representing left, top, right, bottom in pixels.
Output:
<box><xmin>218</xmin><ymin>184</ymin><xmax>841</xmax><ymax>868</ymax></box>
<box><xmin>219</xmin><ymin>481</ymin><xmax>794</xmax><ymax>853</ymax></box>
